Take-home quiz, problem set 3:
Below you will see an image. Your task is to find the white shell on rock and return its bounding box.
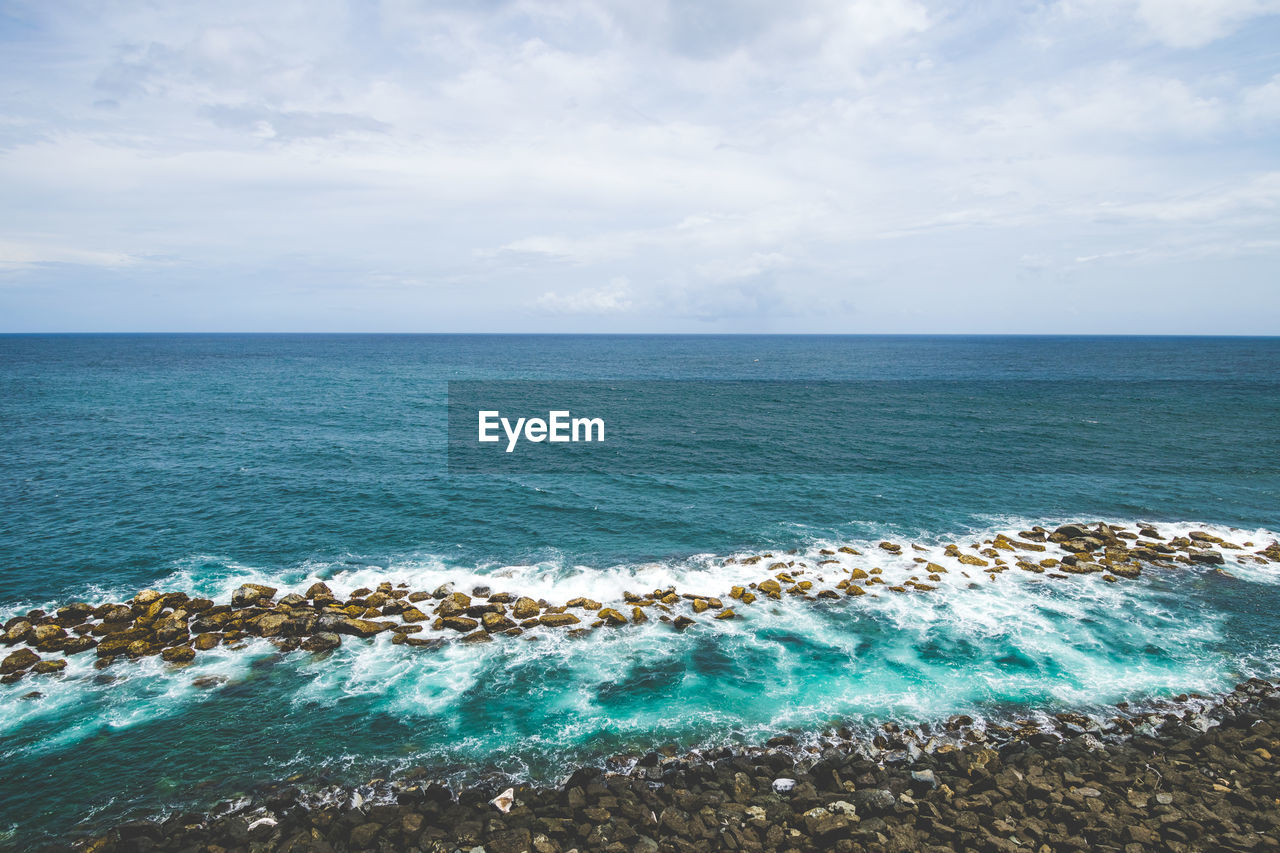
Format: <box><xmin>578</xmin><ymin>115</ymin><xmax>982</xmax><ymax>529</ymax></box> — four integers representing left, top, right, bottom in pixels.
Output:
<box><xmin>772</xmin><ymin>778</ymin><xmax>796</xmax><ymax>793</ymax></box>
<box><xmin>247</xmin><ymin>817</ymin><xmax>277</xmax><ymax>832</ymax></box>
<box><xmin>491</xmin><ymin>786</ymin><xmax>515</xmax><ymax>813</ymax></box>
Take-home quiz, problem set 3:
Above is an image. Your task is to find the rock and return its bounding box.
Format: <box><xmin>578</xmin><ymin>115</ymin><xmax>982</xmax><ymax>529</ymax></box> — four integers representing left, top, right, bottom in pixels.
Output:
<box><xmin>957</xmin><ymin>553</ymin><xmax>989</xmax><ymax>567</ymax></box>
<box><xmin>911</xmin><ymin>769</ymin><xmax>938</xmax><ymax>789</ymax></box>
<box><xmin>512</xmin><ymin>597</ymin><xmax>541</xmax><ymax>619</ymax></box>
<box><xmin>538</xmin><ymin>613</ymin><xmax>580</xmax><ymax>628</ymax></box>
<box><xmin>325</xmin><ymin>617</ymin><xmax>390</xmax><ymax>637</ymax></box>
<box><xmin>133</xmin><ymin>589</ymin><xmax>164</xmax><ymax>606</ymax></box>
<box><xmin>597</xmin><ymin>608</ymin><xmax>628</xmax><ymax>626</ymax></box>
<box><xmin>852</xmin><ymin>788</ymin><xmax>896</xmax><ymax>815</ymax></box>
<box><xmin>566</xmin><ymin>597</ymin><xmax>602</xmax><ymax>610</ymax></box>
<box><xmin>1189</xmin><ymin>549</ymin><xmax>1225</xmax><ymax>565</ymax></box>
<box><xmin>62</xmin><ymin>636</ymin><xmax>98</xmax><ymax>655</ymax></box>
<box><xmin>3</xmin><ymin>619</ymin><xmax>32</xmax><ymax>644</ymax></box>
<box><xmin>436</xmin><ymin>592</ymin><xmax>472</xmax><ymax>617</ymax></box>
<box><xmin>301</xmin><ymin>632</ymin><xmax>341</xmax><ymax>652</ymax></box>
<box><xmin>193</xmin><ymin>633</ymin><xmax>221</xmax><ymax>651</ymax></box>
<box><xmin>715</xmin><ymin>608</ymin><xmax>736</xmax><ymax>620</ymax></box>
<box><xmin>431</xmin><ymin>583</ymin><xmax>454</xmax><ymax>599</ymax></box>
<box><xmin>161</xmin><ymin>645</ymin><xmax>195</xmax><ymax>663</ymax></box>
<box><xmin>631</xmin><ymin>606</ymin><xmax>648</xmax><ymax>623</ymax></box>
<box><xmin>481</xmin><ymin>611</ymin><xmax>517</xmax><ymax>632</ymax></box>
<box><xmin>399</xmin><ymin>606</ymin><xmax>428</xmax><ymax>623</ymax></box>
<box><xmin>31</xmin><ymin>623</ymin><xmax>68</xmax><ymax>651</ymax></box>
<box><xmin>231</xmin><ymin>584</ymin><xmax>277</xmax><ymax>607</ymax></box>
<box><xmin>304</xmin><ymin>582</ymin><xmax>333</xmax><ymax>600</ymax></box>
<box><xmin>491</xmin><ymin>786</ymin><xmax>515</xmax><ymax>813</ymax></box>
<box><xmin>441</xmin><ymin>616</ymin><xmax>480</xmax><ymax>632</ymax></box>
<box><xmin>878</xmin><ymin>541</ymin><xmax>902</xmax><ymax>553</ymax></box>
<box><xmin>758</xmin><ymin>579</ymin><xmax>782</xmax><ymax>598</ymax></box>
<box><xmin>1</xmin><ymin>648</ymin><xmax>39</xmax><ymax>674</ymax></box>
<box><xmin>1054</xmin><ymin>523</ymin><xmax>1091</xmax><ymax>539</ymax></box>
<box><xmin>672</xmin><ymin>616</ymin><xmax>695</xmax><ymax>631</ymax></box>
<box><xmin>349</xmin><ymin>821</ymin><xmax>381</xmax><ymax>848</ymax></box>
<box><xmin>33</xmin><ymin>659</ymin><xmax>67</xmax><ymax>674</ymax></box>
<box><xmin>253</xmin><ymin>613</ymin><xmax>289</xmax><ymax>637</ymax></box>
<box><xmin>803</xmin><ymin>806</ymin><xmax>853</xmax><ymax>837</ymax></box>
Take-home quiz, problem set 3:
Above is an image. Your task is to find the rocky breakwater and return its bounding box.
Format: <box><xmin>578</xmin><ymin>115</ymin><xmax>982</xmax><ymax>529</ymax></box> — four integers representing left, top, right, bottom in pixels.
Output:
<box><xmin>51</xmin><ymin>678</ymin><xmax>1280</xmax><ymax>852</ymax></box>
<box><xmin>3</xmin><ymin>522</ymin><xmax>1276</xmax><ymax>684</ymax></box>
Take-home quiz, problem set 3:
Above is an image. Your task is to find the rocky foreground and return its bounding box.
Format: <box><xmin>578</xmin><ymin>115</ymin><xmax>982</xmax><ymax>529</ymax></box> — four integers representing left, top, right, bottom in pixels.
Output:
<box><xmin>3</xmin><ymin>522</ymin><xmax>1276</xmax><ymax>683</ymax></box>
<box><xmin>38</xmin><ymin>678</ymin><xmax>1280</xmax><ymax>853</ymax></box>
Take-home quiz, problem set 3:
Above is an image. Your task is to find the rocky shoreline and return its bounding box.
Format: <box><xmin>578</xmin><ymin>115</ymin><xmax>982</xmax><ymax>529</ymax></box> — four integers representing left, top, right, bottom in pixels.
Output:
<box><xmin>29</xmin><ymin>677</ymin><xmax>1280</xmax><ymax>852</ymax></box>
<box><xmin>5</xmin><ymin>521</ymin><xmax>1279</xmax><ymax>851</ymax></box>
<box><xmin>3</xmin><ymin>522</ymin><xmax>1275</xmax><ymax>682</ymax></box>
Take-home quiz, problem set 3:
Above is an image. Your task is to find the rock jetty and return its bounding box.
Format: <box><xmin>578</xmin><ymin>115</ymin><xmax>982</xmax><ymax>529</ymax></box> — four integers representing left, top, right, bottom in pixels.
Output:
<box><xmin>3</xmin><ymin>523</ymin><xmax>1275</xmax><ymax>682</ymax></box>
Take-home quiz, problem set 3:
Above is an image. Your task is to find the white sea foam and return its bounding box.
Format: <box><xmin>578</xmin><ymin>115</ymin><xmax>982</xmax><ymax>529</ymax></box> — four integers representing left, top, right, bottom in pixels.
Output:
<box><xmin>2</xmin><ymin>518</ymin><xmax>1277</xmax><ymax>771</ymax></box>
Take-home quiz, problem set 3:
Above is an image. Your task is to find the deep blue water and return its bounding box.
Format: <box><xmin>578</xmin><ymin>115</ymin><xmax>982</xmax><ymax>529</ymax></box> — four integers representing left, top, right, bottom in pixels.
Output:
<box><xmin>1</xmin><ymin>334</ymin><xmax>1278</xmax><ymax>844</ymax></box>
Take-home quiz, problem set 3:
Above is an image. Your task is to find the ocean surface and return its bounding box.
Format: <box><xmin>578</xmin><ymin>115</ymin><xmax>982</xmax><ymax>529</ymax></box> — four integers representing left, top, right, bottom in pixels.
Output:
<box><xmin>2</xmin><ymin>334</ymin><xmax>1279</xmax><ymax>844</ymax></box>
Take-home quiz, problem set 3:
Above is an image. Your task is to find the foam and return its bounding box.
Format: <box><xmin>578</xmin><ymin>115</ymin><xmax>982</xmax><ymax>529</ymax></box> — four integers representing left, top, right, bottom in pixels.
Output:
<box><xmin>3</xmin><ymin>517</ymin><xmax>1278</xmax><ymax>784</ymax></box>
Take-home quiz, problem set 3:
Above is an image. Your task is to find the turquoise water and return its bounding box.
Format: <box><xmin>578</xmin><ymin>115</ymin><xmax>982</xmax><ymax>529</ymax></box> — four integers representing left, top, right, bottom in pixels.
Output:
<box><xmin>2</xmin><ymin>334</ymin><xmax>1279</xmax><ymax>844</ymax></box>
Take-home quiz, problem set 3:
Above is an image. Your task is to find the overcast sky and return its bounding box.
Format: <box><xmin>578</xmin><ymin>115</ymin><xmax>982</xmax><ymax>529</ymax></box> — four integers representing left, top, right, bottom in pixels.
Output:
<box><xmin>1</xmin><ymin>1</ymin><xmax>1278</xmax><ymax>333</ymax></box>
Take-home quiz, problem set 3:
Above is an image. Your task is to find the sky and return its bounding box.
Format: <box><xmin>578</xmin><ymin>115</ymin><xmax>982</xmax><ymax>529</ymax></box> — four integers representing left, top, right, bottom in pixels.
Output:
<box><xmin>0</xmin><ymin>0</ymin><xmax>1278</xmax><ymax>333</ymax></box>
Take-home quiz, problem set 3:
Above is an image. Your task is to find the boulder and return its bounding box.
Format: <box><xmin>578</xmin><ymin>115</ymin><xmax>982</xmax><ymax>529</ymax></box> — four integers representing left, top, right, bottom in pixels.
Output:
<box><xmin>161</xmin><ymin>646</ymin><xmax>195</xmax><ymax>663</ymax></box>
<box><xmin>441</xmin><ymin>616</ymin><xmax>480</xmax><ymax>632</ymax></box>
<box><xmin>597</xmin><ymin>608</ymin><xmax>628</xmax><ymax>626</ymax></box>
<box><xmin>231</xmin><ymin>584</ymin><xmax>277</xmax><ymax>607</ymax></box>
<box><xmin>512</xmin><ymin>597</ymin><xmax>541</xmax><ymax>619</ymax></box>
<box><xmin>193</xmin><ymin>633</ymin><xmax>221</xmax><ymax>651</ymax></box>
<box><xmin>758</xmin><ymin>580</ymin><xmax>782</xmax><ymax>599</ymax></box>
<box><xmin>400</xmin><ymin>606</ymin><xmax>429</xmax><ymax>623</ymax></box>
<box><xmin>1</xmin><ymin>648</ymin><xmax>40</xmax><ymax>674</ymax></box>
<box><xmin>301</xmin><ymin>632</ymin><xmax>342</xmax><ymax>652</ymax></box>
<box><xmin>481</xmin><ymin>612</ymin><xmax>517</xmax><ymax>633</ymax></box>
<box><xmin>3</xmin><ymin>620</ymin><xmax>32</xmax><ymax>644</ymax></box>
<box><xmin>331</xmin><ymin>618</ymin><xmax>393</xmax><ymax>638</ymax></box>
<box><xmin>673</xmin><ymin>616</ymin><xmax>695</xmax><ymax>631</ymax></box>
<box><xmin>435</xmin><ymin>592</ymin><xmax>472</xmax><ymax>618</ymax></box>
<box><xmin>803</xmin><ymin>806</ymin><xmax>853</xmax><ymax>837</ymax></box>
<box><xmin>538</xmin><ymin>613</ymin><xmax>580</xmax><ymax>628</ymax></box>
<box><xmin>33</xmin><ymin>659</ymin><xmax>67</xmax><ymax>674</ymax></box>
<box><xmin>252</xmin><ymin>613</ymin><xmax>289</xmax><ymax>637</ymax></box>
<box><xmin>304</xmin><ymin>582</ymin><xmax>333</xmax><ymax>600</ymax></box>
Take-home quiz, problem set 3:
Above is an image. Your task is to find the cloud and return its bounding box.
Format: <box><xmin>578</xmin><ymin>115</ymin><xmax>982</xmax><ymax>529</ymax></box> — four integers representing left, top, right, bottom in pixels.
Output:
<box><xmin>0</xmin><ymin>0</ymin><xmax>1276</xmax><ymax>331</ymax></box>
<box><xmin>1060</xmin><ymin>0</ymin><xmax>1280</xmax><ymax>48</ymax></box>
<box><xmin>0</xmin><ymin>240</ymin><xmax>140</xmax><ymax>271</ymax></box>
<box><xmin>534</xmin><ymin>279</ymin><xmax>634</xmax><ymax>314</ymax></box>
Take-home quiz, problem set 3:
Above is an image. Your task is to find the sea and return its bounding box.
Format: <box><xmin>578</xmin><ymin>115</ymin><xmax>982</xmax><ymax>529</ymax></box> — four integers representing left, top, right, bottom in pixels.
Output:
<box><xmin>1</xmin><ymin>334</ymin><xmax>1278</xmax><ymax>844</ymax></box>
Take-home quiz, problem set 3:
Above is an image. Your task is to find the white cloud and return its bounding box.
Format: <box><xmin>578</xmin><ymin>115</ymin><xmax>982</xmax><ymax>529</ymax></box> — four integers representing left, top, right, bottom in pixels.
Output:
<box><xmin>0</xmin><ymin>240</ymin><xmax>140</xmax><ymax>271</ymax></box>
<box><xmin>0</xmin><ymin>0</ymin><xmax>1277</xmax><ymax>331</ymax></box>
<box><xmin>534</xmin><ymin>279</ymin><xmax>635</xmax><ymax>314</ymax></box>
<box><xmin>1061</xmin><ymin>0</ymin><xmax>1280</xmax><ymax>48</ymax></box>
